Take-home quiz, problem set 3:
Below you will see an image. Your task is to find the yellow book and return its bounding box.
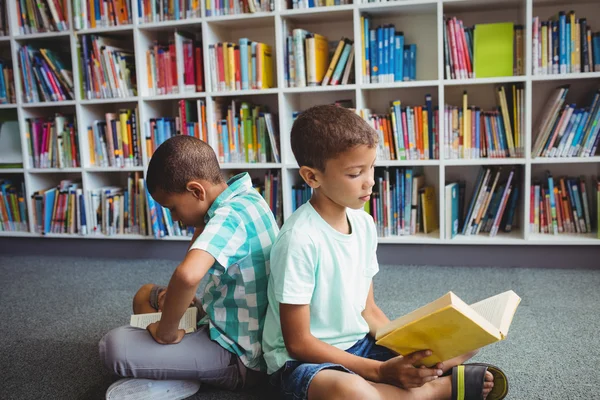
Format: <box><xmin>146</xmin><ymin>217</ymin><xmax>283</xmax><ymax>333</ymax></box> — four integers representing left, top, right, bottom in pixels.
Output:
<box><xmin>569</xmin><ymin>12</ymin><xmax>576</xmax><ymax>72</ymax></box>
<box><xmin>473</xmin><ymin>22</ymin><xmax>514</xmax><ymax>78</ymax></box>
<box><xmin>422</xmin><ymin>109</ymin><xmax>429</xmax><ymax>160</ymax></box>
<box><xmin>541</xmin><ymin>23</ymin><xmax>548</xmax><ymax>72</ymax></box>
<box><xmin>322</xmin><ymin>39</ymin><xmax>346</xmax><ymax>86</ymax></box>
<box><xmin>497</xmin><ymin>87</ymin><xmax>516</xmax><ymax>157</ymax></box>
<box><xmin>420</xmin><ymin>186</ymin><xmax>438</xmax><ymax>233</ymax></box>
<box><xmin>88</xmin><ymin>127</ymin><xmax>95</xmax><ymax>166</ymax></box>
<box><xmin>227</xmin><ymin>43</ymin><xmax>235</xmax><ymax>91</ymax></box>
<box><xmin>376</xmin><ymin>290</ymin><xmax>521</xmax><ymax>366</ymax></box>
<box><xmin>462</xmin><ymin>91</ymin><xmax>469</xmax><ymax>159</ymax></box>
<box><xmin>263</xmin><ymin>44</ymin><xmax>274</xmax><ymax>88</ymax></box>
<box><xmin>313</xmin><ymin>34</ymin><xmax>329</xmax><ymax>85</ymax></box>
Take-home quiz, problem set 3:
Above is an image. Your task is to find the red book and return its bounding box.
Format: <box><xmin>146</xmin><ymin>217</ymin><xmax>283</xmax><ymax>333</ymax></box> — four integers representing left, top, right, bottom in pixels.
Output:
<box><xmin>217</xmin><ymin>43</ymin><xmax>225</xmax><ymax>91</ymax></box>
<box><xmin>169</xmin><ymin>42</ymin><xmax>177</xmax><ymax>92</ymax></box>
<box><xmin>195</xmin><ymin>46</ymin><xmax>203</xmax><ymax>92</ymax></box>
<box><xmin>69</xmin><ymin>125</ymin><xmax>77</xmax><ymax>167</ymax></box>
<box><xmin>234</xmin><ymin>45</ymin><xmax>241</xmax><ymax>91</ymax></box>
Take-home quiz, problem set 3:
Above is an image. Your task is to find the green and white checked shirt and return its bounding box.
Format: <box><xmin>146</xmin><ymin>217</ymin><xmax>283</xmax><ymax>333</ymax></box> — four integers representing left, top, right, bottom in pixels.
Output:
<box><xmin>189</xmin><ymin>172</ymin><xmax>279</xmax><ymax>371</ymax></box>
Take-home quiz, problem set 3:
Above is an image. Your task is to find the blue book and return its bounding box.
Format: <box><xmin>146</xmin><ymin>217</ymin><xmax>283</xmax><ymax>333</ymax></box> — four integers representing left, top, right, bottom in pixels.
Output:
<box><xmin>404</xmin><ymin>169</ymin><xmax>412</xmax><ymax>235</ymax></box>
<box><xmin>474</xmin><ymin>108</ymin><xmax>481</xmax><ymax>158</ymax></box>
<box><xmin>547</xmin><ymin>173</ymin><xmax>557</xmax><ymax>234</ymax></box>
<box><xmin>559</xmin><ymin>12</ymin><xmax>566</xmax><ymax>73</ymax></box>
<box><xmin>558</xmin><ymin>110</ymin><xmax>582</xmax><ymax>154</ymax></box>
<box><xmin>251</xmin><ymin>42</ymin><xmax>257</xmax><ymax>89</ymax></box>
<box><xmin>502</xmin><ymin>185</ymin><xmax>519</xmax><ymax>232</ymax></box>
<box><xmin>331</xmin><ymin>41</ymin><xmax>353</xmax><ymax>85</ymax></box>
<box><xmin>409</xmin><ymin>44</ymin><xmax>417</xmax><ymax>81</ymax></box>
<box><xmin>570</xmin><ymin>109</ymin><xmax>590</xmax><ymax>153</ymax></box>
<box><xmin>425</xmin><ymin>94</ymin><xmax>434</xmax><ymax>159</ymax></box>
<box><xmin>388</xmin><ymin>26</ymin><xmax>395</xmax><ymax>83</ymax></box>
<box><xmin>44</xmin><ymin>188</ymin><xmax>57</xmax><ymax>234</ymax></box>
<box><xmin>403</xmin><ymin>45</ymin><xmax>410</xmax><ymax>81</ymax></box>
<box><xmin>221</xmin><ymin>120</ymin><xmax>230</xmax><ymax>162</ymax></box>
<box><xmin>239</xmin><ymin>39</ymin><xmax>249</xmax><ymax>90</ymax></box>
<box><xmin>594</xmin><ymin>33</ymin><xmax>600</xmax><ymax>70</ymax></box>
<box><xmin>566</xmin><ymin>21</ymin><xmax>571</xmax><ymax>72</ymax></box>
<box><xmin>394</xmin><ymin>32</ymin><xmax>404</xmax><ymax>82</ymax></box>
<box><xmin>156</xmin><ymin>118</ymin><xmax>165</xmax><ymax>146</ymax></box>
<box><xmin>364</xmin><ymin>17</ymin><xmax>370</xmax><ymax>83</ymax></box>
<box><xmin>370</xmin><ymin>28</ymin><xmax>378</xmax><ymax>83</ymax></box>
<box><xmin>377</xmin><ymin>27</ymin><xmax>384</xmax><ymax>82</ymax></box>
<box><xmin>383</xmin><ymin>26</ymin><xmax>389</xmax><ymax>81</ymax></box>
<box><xmin>446</xmin><ymin>182</ymin><xmax>459</xmax><ymax>239</ymax></box>
<box><xmin>551</xmin><ymin>21</ymin><xmax>559</xmax><ymax>74</ymax></box>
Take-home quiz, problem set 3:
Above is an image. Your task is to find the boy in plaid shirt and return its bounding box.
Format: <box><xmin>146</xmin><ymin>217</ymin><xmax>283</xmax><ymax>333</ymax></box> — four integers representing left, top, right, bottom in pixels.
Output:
<box><xmin>99</xmin><ymin>135</ymin><xmax>279</xmax><ymax>400</ymax></box>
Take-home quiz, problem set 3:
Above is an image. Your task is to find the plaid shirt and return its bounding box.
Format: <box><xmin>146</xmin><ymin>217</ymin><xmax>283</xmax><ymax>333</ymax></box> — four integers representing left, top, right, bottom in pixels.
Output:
<box><xmin>189</xmin><ymin>173</ymin><xmax>279</xmax><ymax>371</ymax></box>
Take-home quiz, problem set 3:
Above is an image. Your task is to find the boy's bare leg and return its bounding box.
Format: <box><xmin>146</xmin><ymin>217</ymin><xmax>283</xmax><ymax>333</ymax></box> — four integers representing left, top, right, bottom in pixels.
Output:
<box><xmin>308</xmin><ymin>369</ymin><xmax>494</xmax><ymax>400</ymax></box>
<box><xmin>132</xmin><ymin>283</ymin><xmax>158</xmax><ymax>314</ymax></box>
<box><xmin>438</xmin><ymin>350</ymin><xmax>479</xmax><ymax>374</ymax></box>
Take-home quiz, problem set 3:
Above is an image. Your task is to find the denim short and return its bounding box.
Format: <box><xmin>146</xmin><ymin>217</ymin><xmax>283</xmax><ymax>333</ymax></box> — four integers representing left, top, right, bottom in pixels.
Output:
<box><xmin>270</xmin><ymin>335</ymin><xmax>396</xmax><ymax>400</ymax></box>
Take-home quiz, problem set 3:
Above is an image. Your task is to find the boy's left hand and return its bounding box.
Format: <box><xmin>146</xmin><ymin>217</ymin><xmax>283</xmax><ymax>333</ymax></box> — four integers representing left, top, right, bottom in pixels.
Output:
<box><xmin>146</xmin><ymin>321</ymin><xmax>185</xmax><ymax>344</ymax></box>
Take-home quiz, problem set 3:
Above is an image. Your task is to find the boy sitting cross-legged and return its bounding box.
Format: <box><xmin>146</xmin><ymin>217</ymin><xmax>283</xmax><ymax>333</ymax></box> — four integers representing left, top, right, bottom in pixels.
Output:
<box><xmin>262</xmin><ymin>105</ymin><xmax>509</xmax><ymax>400</ymax></box>
<box><xmin>99</xmin><ymin>135</ymin><xmax>280</xmax><ymax>400</ymax></box>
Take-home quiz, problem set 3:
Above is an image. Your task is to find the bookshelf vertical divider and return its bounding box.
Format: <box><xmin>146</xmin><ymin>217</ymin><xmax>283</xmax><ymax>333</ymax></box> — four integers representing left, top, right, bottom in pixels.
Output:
<box><xmin>0</xmin><ymin>0</ymin><xmax>599</xmax><ymax>245</ymax></box>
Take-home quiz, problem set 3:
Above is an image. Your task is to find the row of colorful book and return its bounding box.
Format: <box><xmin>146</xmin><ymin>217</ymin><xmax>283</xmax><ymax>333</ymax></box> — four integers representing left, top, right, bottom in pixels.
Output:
<box><xmin>530</xmin><ymin>174</ymin><xmax>595</xmax><ymax>235</ymax></box>
<box><xmin>291</xmin><ymin>183</ymin><xmax>312</xmax><ymax>212</ymax></box>
<box><xmin>213</xmin><ymin>99</ymin><xmax>280</xmax><ymax>163</ymax></box>
<box><xmin>208</xmin><ymin>39</ymin><xmax>273</xmax><ymax>92</ymax></box>
<box><xmin>73</xmin><ymin>0</ymin><xmax>133</xmax><ymax>30</ymax></box>
<box><xmin>206</xmin><ymin>0</ymin><xmax>273</xmax><ymax>17</ymax></box>
<box><xmin>138</xmin><ymin>0</ymin><xmax>201</xmax><ymax>23</ymax></box>
<box><xmin>251</xmin><ymin>170</ymin><xmax>282</xmax><ymax>226</ymax></box>
<box><xmin>286</xmin><ymin>0</ymin><xmax>350</xmax><ymax>9</ymax></box>
<box><xmin>532</xmin><ymin>86</ymin><xmax>600</xmax><ymax>158</ymax></box>
<box><xmin>146</xmin><ymin>33</ymin><xmax>204</xmax><ymax>96</ymax></box>
<box><xmin>25</xmin><ymin>115</ymin><xmax>80</xmax><ymax>169</ymax></box>
<box><xmin>18</xmin><ymin>46</ymin><xmax>74</xmax><ymax>103</ymax></box>
<box><xmin>365</xmin><ymin>168</ymin><xmax>438</xmax><ymax>237</ymax></box>
<box><xmin>16</xmin><ymin>0</ymin><xmax>69</xmax><ymax>34</ymax></box>
<box><xmin>88</xmin><ymin>109</ymin><xmax>142</xmax><ymax>168</ymax></box>
<box><xmin>444</xmin><ymin>85</ymin><xmax>525</xmax><ymax>159</ymax></box>
<box><xmin>444</xmin><ymin>18</ymin><xmax>524</xmax><ymax>80</ymax></box>
<box><xmin>79</xmin><ymin>35</ymin><xmax>136</xmax><ymax>100</ymax></box>
<box><xmin>361</xmin><ymin>17</ymin><xmax>418</xmax><ymax>84</ymax></box>
<box><xmin>448</xmin><ymin>167</ymin><xmax>519</xmax><ymax>239</ymax></box>
<box><xmin>144</xmin><ymin>99</ymin><xmax>207</xmax><ymax>158</ymax></box>
<box><xmin>359</xmin><ymin>95</ymin><xmax>438</xmax><ymax>161</ymax></box>
<box><xmin>0</xmin><ymin>179</ymin><xmax>28</xmax><ymax>232</ymax></box>
<box><xmin>0</xmin><ymin>60</ymin><xmax>15</xmax><ymax>104</ymax></box>
<box><xmin>533</xmin><ymin>11</ymin><xmax>600</xmax><ymax>75</ymax></box>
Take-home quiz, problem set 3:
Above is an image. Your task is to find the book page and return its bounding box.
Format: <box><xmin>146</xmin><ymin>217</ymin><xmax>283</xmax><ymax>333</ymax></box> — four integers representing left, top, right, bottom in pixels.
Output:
<box><xmin>470</xmin><ymin>291</ymin><xmax>521</xmax><ymax>337</ymax></box>
<box><xmin>129</xmin><ymin>307</ymin><xmax>198</xmax><ymax>334</ymax></box>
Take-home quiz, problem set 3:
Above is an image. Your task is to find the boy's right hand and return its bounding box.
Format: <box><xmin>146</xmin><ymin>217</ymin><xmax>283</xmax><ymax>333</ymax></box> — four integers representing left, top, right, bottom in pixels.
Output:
<box><xmin>378</xmin><ymin>350</ymin><xmax>444</xmax><ymax>389</ymax></box>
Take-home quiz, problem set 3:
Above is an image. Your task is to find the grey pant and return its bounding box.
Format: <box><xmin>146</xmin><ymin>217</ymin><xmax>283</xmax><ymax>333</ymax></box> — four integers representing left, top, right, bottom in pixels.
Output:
<box><xmin>99</xmin><ymin>325</ymin><xmax>264</xmax><ymax>390</ymax></box>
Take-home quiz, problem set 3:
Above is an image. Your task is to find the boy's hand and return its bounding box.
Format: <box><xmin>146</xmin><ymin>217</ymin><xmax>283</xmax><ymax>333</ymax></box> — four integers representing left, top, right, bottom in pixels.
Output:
<box><xmin>146</xmin><ymin>321</ymin><xmax>185</xmax><ymax>345</ymax></box>
<box><xmin>378</xmin><ymin>350</ymin><xmax>444</xmax><ymax>389</ymax></box>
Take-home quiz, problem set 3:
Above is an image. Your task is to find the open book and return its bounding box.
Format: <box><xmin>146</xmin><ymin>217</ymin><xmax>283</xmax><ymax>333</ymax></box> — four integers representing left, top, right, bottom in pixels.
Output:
<box><xmin>375</xmin><ymin>290</ymin><xmax>521</xmax><ymax>366</ymax></box>
<box><xmin>130</xmin><ymin>307</ymin><xmax>198</xmax><ymax>334</ymax></box>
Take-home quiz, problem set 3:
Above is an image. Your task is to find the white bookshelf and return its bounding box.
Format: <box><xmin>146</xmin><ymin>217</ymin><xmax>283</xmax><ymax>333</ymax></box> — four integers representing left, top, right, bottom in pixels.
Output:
<box><xmin>0</xmin><ymin>0</ymin><xmax>599</xmax><ymax>245</ymax></box>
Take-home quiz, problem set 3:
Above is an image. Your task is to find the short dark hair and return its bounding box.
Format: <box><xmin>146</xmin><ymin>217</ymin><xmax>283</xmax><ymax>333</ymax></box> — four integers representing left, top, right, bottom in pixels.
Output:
<box><xmin>146</xmin><ymin>136</ymin><xmax>224</xmax><ymax>194</ymax></box>
<box><xmin>291</xmin><ymin>105</ymin><xmax>378</xmax><ymax>171</ymax></box>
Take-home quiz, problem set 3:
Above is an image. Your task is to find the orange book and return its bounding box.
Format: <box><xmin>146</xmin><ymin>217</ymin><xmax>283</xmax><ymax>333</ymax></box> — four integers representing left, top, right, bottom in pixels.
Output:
<box><xmin>415</xmin><ymin>106</ymin><xmax>423</xmax><ymax>159</ymax></box>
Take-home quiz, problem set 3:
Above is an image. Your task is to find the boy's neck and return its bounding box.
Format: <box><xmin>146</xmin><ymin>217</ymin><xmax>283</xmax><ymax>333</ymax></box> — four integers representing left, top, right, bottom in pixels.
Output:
<box><xmin>205</xmin><ymin>181</ymin><xmax>230</xmax><ymax>207</ymax></box>
<box><xmin>310</xmin><ymin>191</ymin><xmax>350</xmax><ymax>235</ymax></box>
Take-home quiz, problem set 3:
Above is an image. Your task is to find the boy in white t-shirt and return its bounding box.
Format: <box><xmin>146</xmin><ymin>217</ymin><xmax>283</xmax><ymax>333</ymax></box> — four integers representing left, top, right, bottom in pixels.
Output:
<box><xmin>262</xmin><ymin>105</ymin><xmax>508</xmax><ymax>400</ymax></box>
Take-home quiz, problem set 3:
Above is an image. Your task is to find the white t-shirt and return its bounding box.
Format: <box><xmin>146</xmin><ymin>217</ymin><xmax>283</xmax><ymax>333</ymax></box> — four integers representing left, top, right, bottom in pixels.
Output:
<box><xmin>262</xmin><ymin>201</ymin><xmax>379</xmax><ymax>374</ymax></box>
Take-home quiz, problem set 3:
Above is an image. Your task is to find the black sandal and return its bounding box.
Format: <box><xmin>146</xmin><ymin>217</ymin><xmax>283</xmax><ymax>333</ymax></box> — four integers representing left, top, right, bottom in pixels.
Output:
<box><xmin>451</xmin><ymin>363</ymin><xmax>509</xmax><ymax>400</ymax></box>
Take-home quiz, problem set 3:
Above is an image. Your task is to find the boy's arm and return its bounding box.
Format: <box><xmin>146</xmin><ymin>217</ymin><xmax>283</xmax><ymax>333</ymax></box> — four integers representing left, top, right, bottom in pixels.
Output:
<box><xmin>361</xmin><ymin>282</ymin><xmax>391</xmax><ymax>337</ymax></box>
<box><xmin>148</xmin><ymin>249</ymin><xmax>214</xmax><ymax>344</ymax></box>
<box><xmin>280</xmin><ymin>303</ymin><xmax>443</xmax><ymax>388</ymax></box>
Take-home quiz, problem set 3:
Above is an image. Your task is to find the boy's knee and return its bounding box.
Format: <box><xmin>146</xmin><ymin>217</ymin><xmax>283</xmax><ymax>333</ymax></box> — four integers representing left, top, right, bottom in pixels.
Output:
<box><xmin>98</xmin><ymin>326</ymin><xmax>129</xmax><ymax>377</ymax></box>
<box><xmin>329</xmin><ymin>374</ymin><xmax>378</xmax><ymax>400</ymax></box>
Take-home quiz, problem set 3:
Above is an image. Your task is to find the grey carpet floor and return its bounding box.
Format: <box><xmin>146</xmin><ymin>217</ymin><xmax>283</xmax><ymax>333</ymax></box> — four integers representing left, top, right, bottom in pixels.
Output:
<box><xmin>0</xmin><ymin>255</ymin><xmax>599</xmax><ymax>400</ymax></box>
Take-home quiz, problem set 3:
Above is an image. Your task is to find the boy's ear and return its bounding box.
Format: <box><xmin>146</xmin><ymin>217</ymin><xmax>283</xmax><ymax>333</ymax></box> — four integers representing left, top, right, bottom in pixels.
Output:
<box><xmin>299</xmin><ymin>166</ymin><xmax>321</xmax><ymax>189</ymax></box>
<box><xmin>186</xmin><ymin>181</ymin><xmax>207</xmax><ymax>200</ymax></box>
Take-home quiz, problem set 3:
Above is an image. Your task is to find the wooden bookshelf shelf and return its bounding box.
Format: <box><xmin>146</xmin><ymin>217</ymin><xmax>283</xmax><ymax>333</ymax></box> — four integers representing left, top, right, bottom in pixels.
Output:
<box><xmin>0</xmin><ymin>0</ymin><xmax>597</xmax><ymax>244</ymax></box>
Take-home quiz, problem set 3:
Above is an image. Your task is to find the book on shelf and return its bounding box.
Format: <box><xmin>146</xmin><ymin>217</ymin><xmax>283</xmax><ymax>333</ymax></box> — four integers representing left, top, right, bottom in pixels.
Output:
<box><xmin>88</xmin><ymin>108</ymin><xmax>142</xmax><ymax>168</ymax></box>
<box><xmin>139</xmin><ymin>0</ymin><xmax>201</xmax><ymax>23</ymax></box>
<box><xmin>26</xmin><ymin>114</ymin><xmax>80</xmax><ymax>169</ymax></box>
<box><xmin>145</xmin><ymin>99</ymin><xmax>208</xmax><ymax>158</ymax></box>
<box><xmin>79</xmin><ymin>35</ymin><xmax>136</xmax><ymax>100</ymax></box>
<box><xmin>145</xmin><ymin>32</ymin><xmax>204</xmax><ymax>96</ymax></box>
<box><xmin>284</xmin><ymin>28</ymin><xmax>330</xmax><ymax>87</ymax></box>
<box><xmin>321</xmin><ymin>37</ymin><xmax>354</xmax><ymax>86</ymax></box>
<box><xmin>144</xmin><ymin>182</ymin><xmax>194</xmax><ymax>239</ymax></box>
<box><xmin>31</xmin><ymin>180</ymin><xmax>86</xmax><ymax>235</ymax></box>
<box><xmin>445</xmin><ymin>85</ymin><xmax>525</xmax><ymax>159</ymax></box>
<box><xmin>16</xmin><ymin>0</ymin><xmax>69</xmax><ymax>34</ymax></box>
<box><xmin>206</xmin><ymin>0</ymin><xmax>273</xmax><ymax>17</ymax></box>
<box><xmin>208</xmin><ymin>39</ymin><xmax>273</xmax><ymax>92</ymax></box>
<box><xmin>364</xmin><ymin>168</ymin><xmax>437</xmax><ymax>237</ymax></box>
<box><xmin>444</xmin><ymin>182</ymin><xmax>459</xmax><ymax>239</ymax></box>
<box><xmin>444</xmin><ymin>17</ymin><xmax>524</xmax><ymax>79</ymax></box>
<box><xmin>532</xmin><ymin>86</ymin><xmax>600</xmax><ymax>158</ymax></box>
<box><xmin>18</xmin><ymin>46</ymin><xmax>74</xmax><ymax>103</ymax></box>
<box><xmin>87</xmin><ymin>173</ymin><xmax>147</xmax><ymax>236</ymax></box>
<box><xmin>292</xmin><ymin>183</ymin><xmax>312</xmax><ymax>212</ymax></box>
<box><xmin>252</xmin><ymin>170</ymin><xmax>282</xmax><ymax>226</ymax></box>
<box><xmin>0</xmin><ymin>59</ymin><xmax>16</xmax><ymax>104</ymax></box>
<box><xmin>130</xmin><ymin>307</ymin><xmax>198</xmax><ymax>333</ymax></box>
<box><xmin>361</xmin><ymin>17</ymin><xmax>417</xmax><ymax>84</ymax></box>
<box><xmin>285</xmin><ymin>0</ymin><xmax>350</xmax><ymax>10</ymax></box>
<box><xmin>359</xmin><ymin>94</ymin><xmax>439</xmax><ymax>161</ymax></box>
<box><xmin>73</xmin><ymin>0</ymin><xmax>132</xmax><ymax>30</ymax></box>
<box><xmin>375</xmin><ymin>290</ymin><xmax>521</xmax><ymax>367</ymax></box>
<box><xmin>530</xmin><ymin>174</ymin><xmax>593</xmax><ymax>236</ymax></box>
<box><xmin>0</xmin><ymin>179</ymin><xmax>28</xmax><ymax>232</ymax></box>
<box><xmin>213</xmin><ymin>99</ymin><xmax>280</xmax><ymax>164</ymax></box>
<box><xmin>0</xmin><ymin>121</ymin><xmax>23</xmax><ymax>168</ymax></box>
<box><xmin>532</xmin><ymin>11</ymin><xmax>600</xmax><ymax>75</ymax></box>
<box><xmin>456</xmin><ymin>167</ymin><xmax>520</xmax><ymax>238</ymax></box>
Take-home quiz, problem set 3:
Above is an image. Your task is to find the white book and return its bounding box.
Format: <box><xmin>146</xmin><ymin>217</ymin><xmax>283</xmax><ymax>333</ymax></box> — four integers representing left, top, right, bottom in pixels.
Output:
<box><xmin>131</xmin><ymin>307</ymin><xmax>199</xmax><ymax>334</ymax></box>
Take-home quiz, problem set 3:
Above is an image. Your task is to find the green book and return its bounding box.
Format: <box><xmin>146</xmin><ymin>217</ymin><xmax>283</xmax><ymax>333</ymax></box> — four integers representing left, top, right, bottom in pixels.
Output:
<box><xmin>474</xmin><ymin>22</ymin><xmax>514</xmax><ymax>78</ymax></box>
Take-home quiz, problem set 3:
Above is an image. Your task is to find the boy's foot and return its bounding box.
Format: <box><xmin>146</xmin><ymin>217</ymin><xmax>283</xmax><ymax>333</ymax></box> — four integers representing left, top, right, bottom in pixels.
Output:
<box><xmin>106</xmin><ymin>378</ymin><xmax>201</xmax><ymax>400</ymax></box>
